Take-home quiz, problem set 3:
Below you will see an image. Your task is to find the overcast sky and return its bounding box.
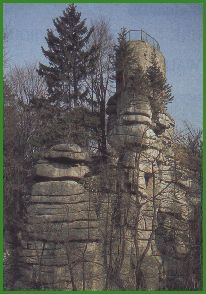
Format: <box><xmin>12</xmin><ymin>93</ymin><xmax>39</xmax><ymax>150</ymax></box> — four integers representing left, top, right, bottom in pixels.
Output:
<box><xmin>4</xmin><ymin>3</ymin><xmax>203</xmax><ymax>130</ymax></box>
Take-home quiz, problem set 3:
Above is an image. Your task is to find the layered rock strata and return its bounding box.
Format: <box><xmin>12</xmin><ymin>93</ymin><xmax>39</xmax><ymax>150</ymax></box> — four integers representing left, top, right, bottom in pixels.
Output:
<box><xmin>105</xmin><ymin>42</ymin><xmax>197</xmax><ymax>290</ymax></box>
<box><xmin>16</xmin><ymin>39</ymin><xmax>200</xmax><ymax>290</ymax></box>
<box><xmin>17</xmin><ymin>144</ymin><xmax>102</xmax><ymax>290</ymax></box>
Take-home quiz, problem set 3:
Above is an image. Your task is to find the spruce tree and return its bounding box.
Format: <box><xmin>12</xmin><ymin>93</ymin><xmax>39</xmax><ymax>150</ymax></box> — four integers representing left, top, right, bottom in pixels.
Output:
<box><xmin>34</xmin><ymin>4</ymin><xmax>100</xmax><ymax>148</ymax></box>
<box><xmin>115</xmin><ymin>27</ymin><xmax>137</xmax><ymax>91</ymax></box>
<box><xmin>146</xmin><ymin>49</ymin><xmax>174</xmax><ymax>119</ymax></box>
<box><xmin>38</xmin><ymin>4</ymin><xmax>97</xmax><ymax>109</ymax></box>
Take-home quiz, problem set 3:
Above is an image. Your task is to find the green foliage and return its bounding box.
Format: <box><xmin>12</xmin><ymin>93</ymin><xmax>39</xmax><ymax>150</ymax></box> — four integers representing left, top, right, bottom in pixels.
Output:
<box><xmin>114</xmin><ymin>32</ymin><xmax>173</xmax><ymax>120</ymax></box>
<box><xmin>128</xmin><ymin>64</ymin><xmax>149</xmax><ymax>97</ymax></box>
<box><xmin>31</xmin><ymin>94</ymin><xmax>100</xmax><ymax>150</ymax></box>
<box><xmin>38</xmin><ymin>4</ymin><xmax>97</xmax><ymax>109</ymax></box>
<box><xmin>35</xmin><ymin>4</ymin><xmax>101</xmax><ymax>148</ymax></box>
<box><xmin>30</xmin><ymin>95</ymin><xmax>65</xmax><ymax>147</ymax></box>
<box><xmin>146</xmin><ymin>49</ymin><xmax>174</xmax><ymax>118</ymax></box>
<box><xmin>114</xmin><ymin>27</ymin><xmax>137</xmax><ymax>90</ymax></box>
<box><xmin>67</xmin><ymin>107</ymin><xmax>101</xmax><ymax>148</ymax></box>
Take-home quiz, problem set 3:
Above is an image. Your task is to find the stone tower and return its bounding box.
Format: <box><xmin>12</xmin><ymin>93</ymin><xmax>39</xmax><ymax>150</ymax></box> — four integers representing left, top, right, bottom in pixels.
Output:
<box><xmin>15</xmin><ymin>30</ymin><xmax>199</xmax><ymax>290</ymax></box>
<box><xmin>105</xmin><ymin>29</ymin><xmax>197</xmax><ymax>290</ymax></box>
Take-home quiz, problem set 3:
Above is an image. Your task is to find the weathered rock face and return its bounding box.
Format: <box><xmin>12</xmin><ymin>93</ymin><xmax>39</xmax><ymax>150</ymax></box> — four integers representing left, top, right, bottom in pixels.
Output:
<box><xmin>35</xmin><ymin>162</ymin><xmax>90</xmax><ymax>180</ymax></box>
<box><xmin>104</xmin><ymin>41</ymin><xmax>199</xmax><ymax>290</ymax></box>
<box><xmin>130</xmin><ymin>40</ymin><xmax>166</xmax><ymax>75</ymax></box>
<box><xmin>17</xmin><ymin>144</ymin><xmax>102</xmax><ymax>290</ymax></box>
<box><xmin>104</xmin><ymin>100</ymin><xmax>197</xmax><ymax>289</ymax></box>
<box><xmin>17</xmin><ymin>37</ymin><xmax>200</xmax><ymax>290</ymax></box>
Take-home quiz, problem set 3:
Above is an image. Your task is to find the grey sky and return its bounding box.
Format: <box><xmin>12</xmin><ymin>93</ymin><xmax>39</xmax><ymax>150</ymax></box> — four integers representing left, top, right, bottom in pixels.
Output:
<box><xmin>4</xmin><ymin>3</ymin><xmax>202</xmax><ymax>130</ymax></box>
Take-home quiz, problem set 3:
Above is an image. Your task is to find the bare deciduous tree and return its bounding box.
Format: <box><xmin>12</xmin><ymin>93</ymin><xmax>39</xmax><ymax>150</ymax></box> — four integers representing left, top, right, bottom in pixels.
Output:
<box><xmin>86</xmin><ymin>18</ymin><xmax>115</xmax><ymax>159</ymax></box>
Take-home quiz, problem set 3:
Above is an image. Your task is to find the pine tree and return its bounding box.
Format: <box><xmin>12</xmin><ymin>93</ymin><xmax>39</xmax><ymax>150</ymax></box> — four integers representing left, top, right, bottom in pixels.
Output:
<box><xmin>146</xmin><ymin>49</ymin><xmax>174</xmax><ymax>119</ymax></box>
<box><xmin>38</xmin><ymin>4</ymin><xmax>97</xmax><ymax>109</ymax></box>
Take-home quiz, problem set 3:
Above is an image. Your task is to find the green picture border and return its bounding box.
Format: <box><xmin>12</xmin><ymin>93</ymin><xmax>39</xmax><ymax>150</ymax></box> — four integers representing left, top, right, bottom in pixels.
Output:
<box><xmin>0</xmin><ymin>0</ymin><xmax>205</xmax><ymax>293</ymax></box>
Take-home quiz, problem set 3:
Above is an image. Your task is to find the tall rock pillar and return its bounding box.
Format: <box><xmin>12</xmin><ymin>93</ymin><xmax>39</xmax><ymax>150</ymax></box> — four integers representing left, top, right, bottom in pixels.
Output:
<box><xmin>17</xmin><ymin>144</ymin><xmax>102</xmax><ymax>290</ymax></box>
<box><xmin>106</xmin><ymin>31</ymin><xmax>196</xmax><ymax>290</ymax></box>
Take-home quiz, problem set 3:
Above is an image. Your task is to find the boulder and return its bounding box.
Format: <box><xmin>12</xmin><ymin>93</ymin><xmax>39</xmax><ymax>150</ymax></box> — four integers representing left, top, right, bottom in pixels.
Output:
<box><xmin>121</xmin><ymin>114</ymin><xmax>152</xmax><ymax>125</ymax></box>
<box><xmin>51</xmin><ymin>144</ymin><xmax>83</xmax><ymax>153</ymax></box>
<box><xmin>27</xmin><ymin>202</ymin><xmax>96</xmax><ymax>216</ymax></box>
<box><xmin>44</xmin><ymin>150</ymin><xmax>91</xmax><ymax>162</ymax></box>
<box><xmin>32</xmin><ymin>181</ymin><xmax>85</xmax><ymax>196</ymax></box>
<box><xmin>27</xmin><ymin>227</ymin><xmax>100</xmax><ymax>242</ymax></box>
<box><xmin>42</xmin><ymin>144</ymin><xmax>91</xmax><ymax>162</ymax></box>
<box><xmin>108</xmin><ymin>124</ymin><xmax>160</xmax><ymax>149</ymax></box>
<box><xmin>158</xmin><ymin>113</ymin><xmax>175</xmax><ymax>128</ymax></box>
<box><xmin>123</xmin><ymin>103</ymin><xmax>152</xmax><ymax>118</ymax></box>
<box><xmin>30</xmin><ymin>194</ymin><xmax>88</xmax><ymax>204</ymax></box>
<box><xmin>27</xmin><ymin>212</ymin><xmax>97</xmax><ymax>224</ymax></box>
<box><xmin>35</xmin><ymin>162</ymin><xmax>90</xmax><ymax>180</ymax></box>
<box><xmin>26</xmin><ymin>220</ymin><xmax>98</xmax><ymax>233</ymax></box>
<box><xmin>121</xmin><ymin>150</ymin><xmax>160</xmax><ymax>169</ymax></box>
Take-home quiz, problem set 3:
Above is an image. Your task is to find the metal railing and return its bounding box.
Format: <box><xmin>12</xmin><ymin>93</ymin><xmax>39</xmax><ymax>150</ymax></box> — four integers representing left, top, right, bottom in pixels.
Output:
<box><xmin>126</xmin><ymin>29</ymin><xmax>160</xmax><ymax>51</ymax></box>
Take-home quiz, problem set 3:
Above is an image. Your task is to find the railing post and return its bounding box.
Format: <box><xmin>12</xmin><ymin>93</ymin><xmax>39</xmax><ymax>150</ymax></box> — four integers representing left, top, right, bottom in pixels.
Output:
<box><xmin>127</xmin><ymin>29</ymin><xmax>160</xmax><ymax>51</ymax></box>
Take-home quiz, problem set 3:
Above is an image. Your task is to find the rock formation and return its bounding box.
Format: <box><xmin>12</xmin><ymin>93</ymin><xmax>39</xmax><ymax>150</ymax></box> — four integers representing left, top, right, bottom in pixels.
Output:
<box><xmin>106</xmin><ymin>93</ymin><xmax>194</xmax><ymax>290</ymax></box>
<box><xmin>104</xmin><ymin>38</ymin><xmax>198</xmax><ymax>290</ymax></box>
<box><xmin>17</xmin><ymin>144</ymin><xmax>102</xmax><ymax>290</ymax></box>
<box><xmin>16</xmin><ymin>35</ymin><xmax>200</xmax><ymax>290</ymax></box>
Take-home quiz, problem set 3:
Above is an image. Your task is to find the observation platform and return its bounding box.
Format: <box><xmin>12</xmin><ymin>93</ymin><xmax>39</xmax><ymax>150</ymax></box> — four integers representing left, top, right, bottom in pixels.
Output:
<box><xmin>126</xmin><ymin>29</ymin><xmax>160</xmax><ymax>51</ymax></box>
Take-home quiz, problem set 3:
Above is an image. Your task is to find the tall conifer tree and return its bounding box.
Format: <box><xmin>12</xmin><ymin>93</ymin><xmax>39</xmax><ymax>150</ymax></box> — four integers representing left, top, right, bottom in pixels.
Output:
<box><xmin>115</xmin><ymin>28</ymin><xmax>137</xmax><ymax>91</ymax></box>
<box><xmin>38</xmin><ymin>4</ymin><xmax>97</xmax><ymax>109</ymax></box>
<box><xmin>146</xmin><ymin>49</ymin><xmax>174</xmax><ymax>119</ymax></box>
